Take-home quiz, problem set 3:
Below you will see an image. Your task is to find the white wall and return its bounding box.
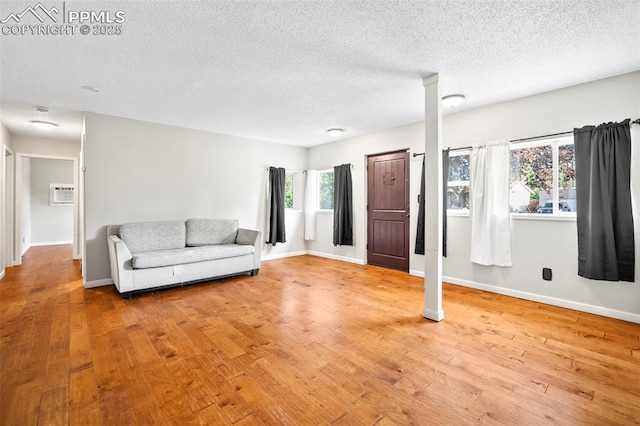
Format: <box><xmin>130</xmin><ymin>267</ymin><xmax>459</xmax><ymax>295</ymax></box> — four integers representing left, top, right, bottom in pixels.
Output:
<box><xmin>84</xmin><ymin>113</ymin><xmax>308</xmax><ymax>285</ymax></box>
<box><xmin>308</xmin><ymin>71</ymin><xmax>640</xmax><ymax>322</ymax></box>
<box><xmin>441</xmin><ymin>71</ymin><xmax>640</xmax><ymax>322</ymax></box>
<box><xmin>1</xmin><ymin>123</ymin><xmax>14</xmax><ymax>278</ymax></box>
<box><xmin>12</xmin><ymin>136</ymin><xmax>80</xmax><ymax>158</ymax></box>
<box><xmin>30</xmin><ymin>158</ymin><xmax>74</xmax><ymax>245</ymax></box>
<box><xmin>307</xmin><ymin>122</ymin><xmax>425</xmax><ymax>271</ymax></box>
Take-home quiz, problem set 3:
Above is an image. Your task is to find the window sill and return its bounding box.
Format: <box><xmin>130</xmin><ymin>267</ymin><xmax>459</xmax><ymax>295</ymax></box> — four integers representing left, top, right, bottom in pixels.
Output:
<box><xmin>317</xmin><ymin>209</ymin><xmax>333</xmax><ymax>214</ymax></box>
<box><xmin>446</xmin><ymin>211</ymin><xmax>577</xmax><ymax>222</ymax></box>
<box><xmin>447</xmin><ymin>210</ymin><xmax>470</xmax><ymax>217</ymax></box>
<box><xmin>511</xmin><ymin>213</ymin><xmax>576</xmax><ymax>222</ymax></box>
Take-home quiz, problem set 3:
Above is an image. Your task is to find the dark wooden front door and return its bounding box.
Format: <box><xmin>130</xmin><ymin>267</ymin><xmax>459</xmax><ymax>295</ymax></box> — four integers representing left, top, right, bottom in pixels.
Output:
<box><xmin>367</xmin><ymin>150</ymin><xmax>410</xmax><ymax>272</ymax></box>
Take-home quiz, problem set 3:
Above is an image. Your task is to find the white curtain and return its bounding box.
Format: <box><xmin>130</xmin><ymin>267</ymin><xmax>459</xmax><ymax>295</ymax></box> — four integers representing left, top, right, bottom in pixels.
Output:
<box><xmin>470</xmin><ymin>140</ymin><xmax>512</xmax><ymax>266</ymax></box>
<box><xmin>303</xmin><ymin>170</ymin><xmax>318</xmax><ymax>240</ymax></box>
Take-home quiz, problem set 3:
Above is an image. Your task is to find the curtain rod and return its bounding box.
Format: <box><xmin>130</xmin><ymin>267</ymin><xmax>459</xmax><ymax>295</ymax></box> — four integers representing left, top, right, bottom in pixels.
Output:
<box><xmin>266</xmin><ymin>165</ymin><xmax>354</xmax><ymax>172</ymax></box>
<box><xmin>437</xmin><ymin>118</ymin><xmax>640</xmax><ymax>153</ymax></box>
<box><xmin>266</xmin><ymin>168</ymin><xmax>307</xmax><ymax>173</ymax></box>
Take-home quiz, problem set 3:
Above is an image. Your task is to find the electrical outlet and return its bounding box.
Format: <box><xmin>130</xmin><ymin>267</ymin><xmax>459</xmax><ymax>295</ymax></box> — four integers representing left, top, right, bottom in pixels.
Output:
<box><xmin>542</xmin><ymin>268</ymin><xmax>552</xmax><ymax>281</ymax></box>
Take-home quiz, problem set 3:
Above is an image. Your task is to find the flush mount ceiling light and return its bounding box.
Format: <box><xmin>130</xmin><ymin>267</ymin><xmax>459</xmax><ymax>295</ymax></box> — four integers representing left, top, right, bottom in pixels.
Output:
<box><xmin>80</xmin><ymin>85</ymin><xmax>100</xmax><ymax>93</ymax></box>
<box><xmin>30</xmin><ymin>120</ymin><xmax>59</xmax><ymax>131</ymax></box>
<box><xmin>327</xmin><ymin>128</ymin><xmax>344</xmax><ymax>137</ymax></box>
<box><xmin>442</xmin><ymin>94</ymin><xmax>466</xmax><ymax>108</ymax></box>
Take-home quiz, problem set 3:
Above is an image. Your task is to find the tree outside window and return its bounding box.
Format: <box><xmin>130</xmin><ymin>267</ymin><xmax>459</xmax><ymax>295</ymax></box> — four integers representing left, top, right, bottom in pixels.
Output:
<box><xmin>558</xmin><ymin>144</ymin><xmax>576</xmax><ymax>192</ymax></box>
<box><xmin>285</xmin><ymin>173</ymin><xmax>294</xmax><ymax>209</ymax></box>
<box><xmin>319</xmin><ymin>170</ymin><xmax>334</xmax><ymax>210</ymax></box>
<box><xmin>447</xmin><ymin>137</ymin><xmax>576</xmax><ymax>216</ymax></box>
<box><xmin>510</xmin><ymin>145</ymin><xmax>553</xmax><ymax>212</ymax></box>
<box><xmin>447</xmin><ymin>153</ymin><xmax>470</xmax><ymax>210</ymax></box>
<box><xmin>509</xmin><ymin>137</ymin><xmax>576</xmax><ymax>214</ymax></box>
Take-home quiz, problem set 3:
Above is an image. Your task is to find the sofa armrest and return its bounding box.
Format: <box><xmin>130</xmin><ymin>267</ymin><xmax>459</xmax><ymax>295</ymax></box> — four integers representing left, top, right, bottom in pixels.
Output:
<box><xmin>236</xmin><ymin>228</ymin><xmax>259</xmax><ymax>245</ymax></box>
<box><xmin>107</xmin><ymin>235</ymin><xmax>133</xmax><ymax>292</ymax></box>
<box><xmin>236</xmin><ymin>228</ymin><xmax>262</xmax><ymax>270</ymax></box>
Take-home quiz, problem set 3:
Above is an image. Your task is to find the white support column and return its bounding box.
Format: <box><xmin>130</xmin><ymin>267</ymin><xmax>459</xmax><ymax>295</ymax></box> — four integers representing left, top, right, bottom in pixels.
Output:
<box><xmin>423</xmin><ymin>74</ymin><xmax>444</xmax><ymax>321</ymax></box>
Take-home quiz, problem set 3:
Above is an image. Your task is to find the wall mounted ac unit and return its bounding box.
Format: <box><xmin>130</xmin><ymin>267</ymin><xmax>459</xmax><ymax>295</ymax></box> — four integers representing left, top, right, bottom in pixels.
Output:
<box><xmin>50</xmin><ymin>184</ymin><xmax>74</xmax><ymax>206</ymax></box>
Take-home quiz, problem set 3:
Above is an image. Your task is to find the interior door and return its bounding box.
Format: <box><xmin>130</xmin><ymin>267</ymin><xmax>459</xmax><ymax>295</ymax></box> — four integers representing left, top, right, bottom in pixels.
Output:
<box><xmin>367</xmin><ymin>150</ymin><xmax>409</xmax><ymax>271</ymax></box>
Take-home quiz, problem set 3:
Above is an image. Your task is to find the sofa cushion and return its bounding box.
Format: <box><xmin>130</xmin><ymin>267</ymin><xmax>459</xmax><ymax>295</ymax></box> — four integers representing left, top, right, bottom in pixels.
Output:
<box><xmin>131</xmin><ymin>244</ymin><xmax>255</xmax><ymax>269</ymax></box>
<box><xmin>186</xmin><ymin>218</ymin><xmax>239</xmax><ymax>246</ymax></box>
<box><xmin>120</xmin><ymin>221</ymin><xmax>186</xmax><ymax>253</ymax></box>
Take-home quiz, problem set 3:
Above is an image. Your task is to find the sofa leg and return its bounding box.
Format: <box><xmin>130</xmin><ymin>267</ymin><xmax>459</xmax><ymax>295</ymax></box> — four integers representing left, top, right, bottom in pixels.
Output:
<box><xmin>251</xmin><ymin>269</ymin><xmax>259</xmax><ymax>276</ymax></box>
<box><xmin>121</xmin><ymin>292</ymin><xmax>133</xmax><ymax>300</ymax></box>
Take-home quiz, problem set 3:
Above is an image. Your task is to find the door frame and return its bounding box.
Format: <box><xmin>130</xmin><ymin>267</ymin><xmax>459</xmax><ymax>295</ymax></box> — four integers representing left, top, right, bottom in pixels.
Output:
<box><xmin>365</xmin><ymin>148</ymin><xmax>410</xmax><ymax>271</ymax></box>
<box><xmin>14</xmin><ymin>153</ymin><xmax>80</xmax><ymax>265</ymax></box>
<box><xmin>3</xmin><ymin>145</ymin><xmax>14</xmax><ymax>273</ymax></box>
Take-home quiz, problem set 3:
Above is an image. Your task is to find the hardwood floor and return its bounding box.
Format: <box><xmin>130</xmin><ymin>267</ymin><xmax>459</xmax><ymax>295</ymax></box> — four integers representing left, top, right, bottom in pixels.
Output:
<box><xmin>1</xmin><ymin>245</ymin><xmax>639</xmax><ymax>425</ymax></box>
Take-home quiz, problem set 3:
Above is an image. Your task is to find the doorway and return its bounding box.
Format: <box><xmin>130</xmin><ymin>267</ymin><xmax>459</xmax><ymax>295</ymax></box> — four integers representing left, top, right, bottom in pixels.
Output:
<box><xmin>367</xmin><ymin>150</ymin><xmax>410</xmax><ymax>271</ymax></box>
<box><xmin>14</xmin><ymin>154</ymin><xmax>80</xmax><ymax>265</ymax></box>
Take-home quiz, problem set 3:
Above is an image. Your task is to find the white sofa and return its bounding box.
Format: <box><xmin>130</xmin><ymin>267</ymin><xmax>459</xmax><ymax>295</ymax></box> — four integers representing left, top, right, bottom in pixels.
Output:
<box><xmin>107</xmin><ymin>218</ymin><xmax>261</xmax><ymax>298</ymax></box>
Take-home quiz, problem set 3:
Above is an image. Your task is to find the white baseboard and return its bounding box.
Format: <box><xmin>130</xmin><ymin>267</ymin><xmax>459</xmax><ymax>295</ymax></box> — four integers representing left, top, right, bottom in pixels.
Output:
<box><xmin>31</xmin><ymin>240</ymin><xmax>73</xmax><ymax>247</ymax></box>
<box><xmin>409</xmin><ymin>269</ymin><xmax>425</xmax><ymax>278</ymax></box>
<box><xmin>262</xmin><ymin>250</ymin><xmax>308</xmax><ymax>261</ymax></box>
<box><xmin>443</xmin><ymin>275</ymin><xmax>640</xmax><ymax>324</ymax></box>
<box><xmin>84</xmin><ymin>278</ymin><xmax>113</xmax><ymax>288</ymax></box>
<box><xmin>0</xmin><ymin>270</ymin><xmax>4</xmax><ymax>280</ymax></box>
<box><xmin>307</xmin><ymin>251</ymin><xmax>365</xmax><ymax>265</ymax></box>
<box><xmin>22</xmin><ymin>241</ymin><xmax>73</xmax><ymax>256</ymax></box>
<box><xmin>262</xmin><ymin>250</ymin><xmax>366</xmax><ymax>266</ymax></box>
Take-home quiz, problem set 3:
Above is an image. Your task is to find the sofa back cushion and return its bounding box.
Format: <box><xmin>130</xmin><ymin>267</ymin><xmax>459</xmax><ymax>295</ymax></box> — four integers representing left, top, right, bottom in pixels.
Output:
<box><xmin>120</xmin><ymin>220</ymin><xmax>186</xmax><ymax>253</ymax></box>
<box><xmin>186</xmin><ymin>218</ymin><xmax>238</xmax><ymax>246</ymax></box>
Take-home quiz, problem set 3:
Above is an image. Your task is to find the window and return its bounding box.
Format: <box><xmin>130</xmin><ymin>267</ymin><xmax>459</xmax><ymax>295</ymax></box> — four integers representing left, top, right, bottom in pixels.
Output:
<box><xmin>285</xmin><ymin>173</ymin><xmax>294</xmax><ymax>209</ymax></box>
<box><xmin>447</xmin><ymin>151</ymin><xmax>470</xmax><ymax>211</ymax></box>
<box><xmin>446</xmin><ymin>136</ymin><xmax>576</xmax><ymax>217</ymax></box>
<box><xmin>284</xmin><ymin>171</ymin><xmax>304</xmax><ymax>210</ymax></box>
<box><xmin>509</xmin><ymin>137</ymin><xmax>576</xmax><ymax>215</ymax></box>
<box><xmin>318</xmin><ymin>170</ymin><xmax>334</xmax><ymax>210</ymax></box>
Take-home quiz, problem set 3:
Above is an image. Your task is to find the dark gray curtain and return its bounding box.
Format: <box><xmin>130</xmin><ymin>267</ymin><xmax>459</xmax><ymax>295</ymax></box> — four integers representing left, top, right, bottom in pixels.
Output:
<box><xmin>574</xmin><ymin>119</ymin><xmax>634</xmax><ymax>282</ymax></box>
<box><xmin>267</xmin><ymin>167</ymin><xmax>286</xmax><ymax>246</ymax></box>
<box><xmin>415</xmin><ymin>150</ymin><xmax>449</xmax><ymax>256</ymax></box>
<box><xmin>333</xmin><ymin>164</ymin><xmax>353</xmax><ymax>246</ymax></box>
<box><xmin>442</xmin><ymin>149</ymin><xmax>449</xmax><ymax>257</ymax></box>
<box><xmin>415</xmin><ymin>157</ymin><xmax>425</xmax><ymax>255</ymax></box>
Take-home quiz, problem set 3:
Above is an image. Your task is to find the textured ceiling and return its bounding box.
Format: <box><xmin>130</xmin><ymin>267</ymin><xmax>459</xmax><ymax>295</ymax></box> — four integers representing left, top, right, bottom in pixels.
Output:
<box><xmin>1</xmin><ymin>0</ymin><xmax>639</xmax><ymax>146</ymax></box>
